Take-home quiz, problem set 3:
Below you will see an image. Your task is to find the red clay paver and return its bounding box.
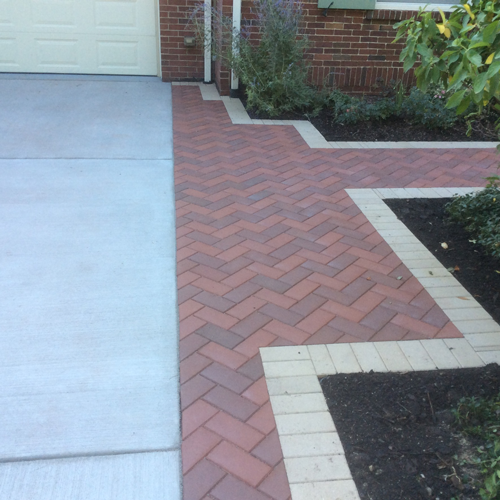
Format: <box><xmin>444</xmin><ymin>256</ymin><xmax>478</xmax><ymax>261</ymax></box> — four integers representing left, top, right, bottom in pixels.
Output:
<box><xmin>173</xmin><ymin>86</ymin><xmax>498</xmax><ymax>499</ymax></box>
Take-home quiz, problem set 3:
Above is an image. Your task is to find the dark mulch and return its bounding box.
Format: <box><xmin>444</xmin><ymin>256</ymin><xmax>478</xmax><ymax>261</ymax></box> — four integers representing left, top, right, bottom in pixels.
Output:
<box><xmin>321</xmin><ymin>364</ymin><xmax>500</xmax><ymax>500</ymax></box>
<box><xmin>385</xmin><ymin>197</ymin><xmax>500</xmax><ymax>325</ymax></box>
<box><xmin>309</xmin><ymin>111</ymin><xmax>497</xmax><ymax>142</ymax></box>
<box><xmin>239</xmin><ymin>93</ymin><xmax>497</xmax><ymax>142</ymax></box>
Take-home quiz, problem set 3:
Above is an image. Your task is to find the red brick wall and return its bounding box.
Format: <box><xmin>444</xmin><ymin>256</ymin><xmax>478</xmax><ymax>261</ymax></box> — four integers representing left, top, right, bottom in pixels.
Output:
<box><xmin>159</xmin><ymin>0</ymin><xmax>205</xmax><ymax>81</ymax></box>
<box><xmin>159</xmin><ymin>1</ymin><xmax>417</xmax><ymax>94</ymax></box>
<box><xmin>301</xmin><ymin>6</ymin><xmax>416</xmax><ymax>93</ymax></box>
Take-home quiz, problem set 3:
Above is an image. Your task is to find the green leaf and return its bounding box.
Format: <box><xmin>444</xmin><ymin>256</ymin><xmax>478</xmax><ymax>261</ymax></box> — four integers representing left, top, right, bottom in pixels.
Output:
<box><xmin>417</xmin><ymin>43</ymin><xmax>432</xmax><ymax>58</ymax></box>
<box><xmin>437</xmin><ymin>59</ymin><xmax>446</xmax><ymax>71</ymax></box>
<box><xmin>467</xmin><ymin>50</ymin><xmax>483</xmax><ymax>66</ymax></box>
<box><xmin>474</xmin><ymin>72</ymin><xmax>489</xmax><ymax>93</ymax></box>
<box><xmin>489</xmin><ymin>73</ymin><xmax>500</xmax><ymax>98</ymax></box>
<box><xmin>394</xmin><ymin>24</ymin><xmax>408</xmax><ymax>42</ymax></box>
<box><xmin>403</xmin><ymin>53</ymin><xmax>417</xmax><ymax>73</ymax></box>
<box><xmin>471</xmin><ymin>89</ymin><xmax>483</xmax><ymax>103</ymax></box>
<box><xmin>470</xmin><ymin>41</ymin><xmax>491</xmax><ymax>49</ymax></box>
<box><xmin>460</xmin><ymin>24</ymin><xmax>476</xmax><ymax>35</ymax></box>
<box><xmin>450</xmin><ymin>66</ymin><xmax>468</xmax><ymax>87</ymax></box>
<box><xmin>431</xmin><ymin>65</ymin><xmax>441</xmax><ymax>83</ymax></box>
<box><xmin>456</xmin><ymin>94</ymin><xmax>471</xmax><ymax>114</ymax></box>
<box><xmin>446</xmin><ymin>89</ymin><xmax>467</xmax><ymax>108</ymax></box>
<box><xmin>487</xmin><ymin>61</ymin><xmax>500</xmax><ymax>77</ymax></box>
<box><xmin>441</xmin><ymin>50</ymin><xmax>457</xmax><ymax>58</ymax></box>
<box><xmin>483</xmin><ymin>20</ymin><xmax>499</xmax><ymax>43</ymax></box>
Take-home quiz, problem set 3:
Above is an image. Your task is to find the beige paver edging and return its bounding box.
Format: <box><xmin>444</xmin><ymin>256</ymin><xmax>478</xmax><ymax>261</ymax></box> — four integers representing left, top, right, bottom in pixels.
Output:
<box><xmin>173</xmin><ymin>82</ymin><xmax>498</xmax><ymax>150</ymax></box>
<box><xmin>260</xmin><ymin>338</ymin><xmax>487</xmax><ymax>500</ymax></box>
<box><xmin>260</xmin><ymin>187</ymin><xmax>500</xmax><ymax>500</ymax></box>
<box><xmin>349</xmin><ymin>187</ymin><xmax>500</xmax><ymax>358</ymax></box>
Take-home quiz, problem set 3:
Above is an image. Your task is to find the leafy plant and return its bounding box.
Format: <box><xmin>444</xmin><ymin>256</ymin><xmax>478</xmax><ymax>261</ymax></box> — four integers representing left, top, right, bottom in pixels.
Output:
<box><xmin>402</xmin><ymin>86</ymin><xmax>458</xmax><ymax>129</ymax></box>
<box><xmin>190</xmin><ymin>0</ymin><xmax>317</xmax><ymax>116</ymax></box>
<box><xmin>445</xmin><ymin>182</ymin><xmax>500</xmax><ymax>258</ymax></box>
<box><xmin>453</xmin><ymin>393</ymin><xmax>500</xmax><ymax>499</ymax></box>
<box><xmin>393</xmin><ymin>0</ymin><xmax>500</xmax><ymax>128</ymax></box>
<box><xmin>325</xmin><ymin>85</ymin><xmax>458</xmax><ymax>128</ymax></box>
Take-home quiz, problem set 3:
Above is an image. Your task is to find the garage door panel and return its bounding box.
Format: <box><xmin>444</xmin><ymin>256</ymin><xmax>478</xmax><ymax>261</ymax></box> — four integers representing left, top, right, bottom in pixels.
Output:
<box><xmin>5</xmin><ymin>0</ymin><xmax>156</xmax><ymax>35</ymax></box>
<box><xmin>0</xmin><ymin>33</ymin><xmax>157</xmax><ymax>74</ymax></box>
<box><xmin>35</xmin><ymin>38</ymin><xmax>79</xmax><ymax>68</ymax></box>
<box><xmin>0</xmin><ymin>37</ymin><xmax>18</xmax><ymax>71</ymax></box>
<box><xmin>31</xmin><ymin>1</ymin><xmax>76</xmax><ymax>29</ymax></box>
<box><xmin>0</xmin><ymin>0</ymin><xmax>158</xmax><ymax>75</ymax></box>
<box><xmin>0</xmin><ymin>0</ymin><xmax>14</xmax><ymax>27</ymax></box>
<box><xmin>95</xmin><ymin>0</ymin><xmax>141</xmax><ymax>30</ymax></box>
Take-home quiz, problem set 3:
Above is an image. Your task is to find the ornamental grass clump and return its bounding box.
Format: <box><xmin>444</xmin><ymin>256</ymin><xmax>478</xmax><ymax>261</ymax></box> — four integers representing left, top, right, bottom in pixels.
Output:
<box><xmin>190</xmin><ymin>0</ymin><xmax>316</xmax><ymax>116</ymax></box>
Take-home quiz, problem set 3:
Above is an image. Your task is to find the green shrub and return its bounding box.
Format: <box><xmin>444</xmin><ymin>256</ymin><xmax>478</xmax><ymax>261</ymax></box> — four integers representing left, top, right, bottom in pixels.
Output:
<box><xmin>325</xmin><ymin>86</ymin><xmax>458</xmax><ymax>127</ymax></box>
<box><xmin>332</xmin><ymin>96</ymin><xmax>370</xmax><ymax>125</ymax></box>
<box><xmin>325</xmin><ymin>89</ymin><xmax>400</xmax><ymax>125</ymax></box>
<box><xmin>394</xmin><ymin>0</ymin><xmax>500</xmax><ymax>122</ymax></box>
<box><xmin>445</xmin><ymin>181</ymin><xmax>500</xmax><ymax>258</ymax></box>
<box><xmin>402</xmin><ymin>87</ymin><xmax>458</xmax><ymax>129</ymax></box>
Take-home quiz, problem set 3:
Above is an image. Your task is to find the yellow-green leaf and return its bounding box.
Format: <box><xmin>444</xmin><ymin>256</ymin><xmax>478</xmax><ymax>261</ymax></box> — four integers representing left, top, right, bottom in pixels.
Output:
<box><xmin>464</xmin><ymin>3</ymin><xmax>475</xmax><ymax>20</ymax></box>
<box><xmin>437</xmin><ymin>23</ymin><xmax>445</xmax><ymax>34</ymax></box>
<box><xmin>486</xmin><ymin>53</ymin><xmax>495</xmax><ymax>64</ymax></box>
<box><xmin>444</xmin><ymin>27</ymin><xmax>451</xmax><ymax>39</ymax></box>
<box><xmin>437</xmin><ymin>7</ymin><xmax>446</xmax><ymax>24</ymax></box>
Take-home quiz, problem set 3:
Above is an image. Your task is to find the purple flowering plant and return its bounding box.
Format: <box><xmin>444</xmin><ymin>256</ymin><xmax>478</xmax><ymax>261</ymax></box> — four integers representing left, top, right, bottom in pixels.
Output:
<box><xmin>190</xmin><ymin>0</ymin><xmax>318</xmax><ymax>116</ymax></box>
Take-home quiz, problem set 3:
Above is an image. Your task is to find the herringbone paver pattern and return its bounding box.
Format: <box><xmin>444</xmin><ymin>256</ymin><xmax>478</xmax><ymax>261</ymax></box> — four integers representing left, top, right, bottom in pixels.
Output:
<box><xmin>174</xmin><ymin>86</ymin><xmax>499</xmax><ymax>500</ymax></box>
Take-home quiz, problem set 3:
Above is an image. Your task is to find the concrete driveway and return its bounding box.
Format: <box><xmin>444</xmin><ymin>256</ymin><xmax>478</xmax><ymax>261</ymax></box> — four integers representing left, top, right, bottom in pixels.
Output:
<box><xmin>0</xmin><ymin>75</ymin><xmax>180</xmax><ymax>499</ymax></box>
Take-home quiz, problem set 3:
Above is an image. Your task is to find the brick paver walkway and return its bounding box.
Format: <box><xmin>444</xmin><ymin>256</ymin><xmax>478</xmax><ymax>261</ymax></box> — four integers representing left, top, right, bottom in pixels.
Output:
<box><xmin>174</xmin><ymin>86</ymin><xmax>498</xmax><ymax>500</ymax></box>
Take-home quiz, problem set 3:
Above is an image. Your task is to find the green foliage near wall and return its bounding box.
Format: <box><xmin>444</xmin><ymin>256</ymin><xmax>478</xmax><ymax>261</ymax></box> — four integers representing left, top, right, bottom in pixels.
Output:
<box><xmin>394</xmin><ymin>0</ymin><xmax>500</xmax><ymax>121</ymax></box>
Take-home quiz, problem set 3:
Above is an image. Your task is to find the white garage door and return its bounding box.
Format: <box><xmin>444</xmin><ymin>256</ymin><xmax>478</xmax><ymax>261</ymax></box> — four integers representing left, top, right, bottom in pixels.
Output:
<box><xmin>0</xmin><ymin>0</ymin><xmax>159</xmax><ymax>75</ymax></box>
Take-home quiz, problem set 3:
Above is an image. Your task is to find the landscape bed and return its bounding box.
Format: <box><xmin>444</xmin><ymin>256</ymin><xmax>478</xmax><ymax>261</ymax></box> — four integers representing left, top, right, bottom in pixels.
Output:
<box><xmin>241</xmin><ymin>94</ymin><xmax>498</xmax><ymax>143</ymax></box>
<box><xmin>320</xmin><ymin>364</ymin><xmax>500</xmax><ymax>500</ymax></box>
<box><xmin>309</xmin><ymin>113</ymin><xmax>497</xmax><ymax>143</ymax></box>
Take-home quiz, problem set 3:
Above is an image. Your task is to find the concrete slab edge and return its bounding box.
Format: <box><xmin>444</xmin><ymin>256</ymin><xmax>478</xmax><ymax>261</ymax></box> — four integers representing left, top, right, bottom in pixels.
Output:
<box><xmin>190</xmin><ymin>83</ymin><xmax>497</xmax><ymax>150</ymax></box>
<box><xmin>260</xmin><ymin>187</ymin><xmax>499</xmax><ymax>500</ymax></box>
